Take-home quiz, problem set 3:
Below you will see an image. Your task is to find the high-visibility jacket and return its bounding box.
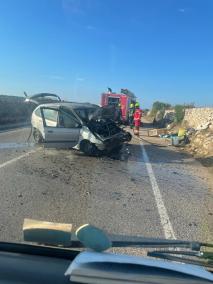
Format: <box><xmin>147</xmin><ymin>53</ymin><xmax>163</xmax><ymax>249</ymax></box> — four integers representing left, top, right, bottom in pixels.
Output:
<box><xmin>134</xmin><ymin>108</ymin><xmax>142</xmax><ymax>121</ymax></box>
<box><xmin>128</xmin><ymin>107</ymin><xmax>135</xmax><ymax>117</ymax></box>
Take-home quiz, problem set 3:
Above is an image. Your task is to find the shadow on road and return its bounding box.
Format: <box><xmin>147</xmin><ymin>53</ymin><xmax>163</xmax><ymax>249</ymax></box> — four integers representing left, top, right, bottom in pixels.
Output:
<box><xmin>127</xmin><ymin>142</ymin><xmax>193</xmax><ymax>164</ymax></box>
<box><xmin>195</xmin><ymin>156</ymin><xmax>213</xmax><ymax>175</ymax></box>
<box><xmin>128</xmin><ymin>142</ymin><xmax>213</xmax><ymax>177</ymax></box>
<box><xmin>196</xmin><ymin>156</ymin><xmax>213</xmax><ymax>168</ymax></box>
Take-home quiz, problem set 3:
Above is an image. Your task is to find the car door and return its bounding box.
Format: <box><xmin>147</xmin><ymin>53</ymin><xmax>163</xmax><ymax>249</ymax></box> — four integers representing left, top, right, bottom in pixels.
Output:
<box><xmin>41</xmin><ymin>107</ymin><xmax>81</xmax><ymax>148</ymax></box>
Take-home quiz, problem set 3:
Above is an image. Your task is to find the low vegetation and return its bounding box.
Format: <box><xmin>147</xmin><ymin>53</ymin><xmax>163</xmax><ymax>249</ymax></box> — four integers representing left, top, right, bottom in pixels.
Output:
<box><xmin>0</xmin><ymin>95</ymin><xmax>32</xmax><ymax>125</ymax></box>
<box><xmin>174</xmin><ymin>104</ymin><xmax>185</xmax><ymax>123</ymax></box>
<box><xmin>149</xmin><ymin>101</ymin><xmax>195</xmax><ymax>124</ymax></box>
<box><xmin>150</xmin><ymin>101</ymin><xmax>171</xmax><ymax>117</ymax></box>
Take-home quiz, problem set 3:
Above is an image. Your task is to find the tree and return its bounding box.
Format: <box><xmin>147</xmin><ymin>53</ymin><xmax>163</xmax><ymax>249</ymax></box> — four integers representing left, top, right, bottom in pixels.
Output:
<box><xmin>150</xmin><ymin>101</ymin><xmax>171</xmax><ymax>117</ymax></box>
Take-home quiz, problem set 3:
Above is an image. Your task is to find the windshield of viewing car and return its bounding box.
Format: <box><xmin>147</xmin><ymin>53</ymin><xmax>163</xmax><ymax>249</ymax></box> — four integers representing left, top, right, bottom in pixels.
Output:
<box><xmin>0</xmin><ymin>1</ymin><xmax>212</xmax><ymax>275</ymax></box>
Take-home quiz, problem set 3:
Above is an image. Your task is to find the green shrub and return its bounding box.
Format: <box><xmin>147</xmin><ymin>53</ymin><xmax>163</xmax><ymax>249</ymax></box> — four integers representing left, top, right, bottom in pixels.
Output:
<box><xmin>174</xmin><ymin>104</ymin><xmax>185</xmax><ymax>123</ymax></box>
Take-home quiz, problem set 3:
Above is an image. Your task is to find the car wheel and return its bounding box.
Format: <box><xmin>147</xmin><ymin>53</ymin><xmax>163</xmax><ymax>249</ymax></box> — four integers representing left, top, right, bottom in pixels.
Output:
<box><xmin>112</xmin><ymin>145</ymin><xmax>123</xmax><ymax>152</ymax></box>
<box><xmin>80</xmin><ymin>140</ymin><xmax>99</xmax><ymax>156</ymax></box>
<box><xmin>125</xmin><ymin>132</ymin><xmax>132</xmax><ymax>142</ymax></box>
<box><xmin>33</xmin><ymin>129</ymin><xmax>43</xmax><ymax>143</ymax></box>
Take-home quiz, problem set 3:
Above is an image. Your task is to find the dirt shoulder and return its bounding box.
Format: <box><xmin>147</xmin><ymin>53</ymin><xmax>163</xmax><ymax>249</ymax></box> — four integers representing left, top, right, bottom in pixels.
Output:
<box><xmin>142</xmin><ymin>115</ymin><xmax>213</xmax><ymax>175</ymax></box>
<box><xmin>185</xmin><ymin>151</ymin><xmax>213</xmax><ymax>176</ymax></box>
<box><xmin>141</xmin><ymin>128</ymin><xmax>213</xmax><ymax>179</ymax></box>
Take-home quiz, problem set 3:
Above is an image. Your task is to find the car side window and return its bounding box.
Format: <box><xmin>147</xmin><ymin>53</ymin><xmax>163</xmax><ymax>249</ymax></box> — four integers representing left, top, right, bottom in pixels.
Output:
<box><xmin>58</xmin><ymin>111</ymin><xmax>80</xmax><ymax>128</ymax></box>
<box><xmin>35</xmin><ymin>108</ymin><xmax>42</xmax><ymax>118</ymax></box>
<box><xmin>43</xmin><ymin>108</ymin><xmax>58</xmax><ymax>127</ymax></box>
<box><xmin>75</xmin><ymin>109</ymin><xmax>87</xmax><ymax>120</ymax></box>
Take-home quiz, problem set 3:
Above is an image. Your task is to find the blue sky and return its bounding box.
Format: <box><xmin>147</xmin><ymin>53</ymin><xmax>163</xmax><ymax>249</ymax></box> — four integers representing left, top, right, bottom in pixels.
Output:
<box><xmin>0</xmin><ymin>0</ymin><xmax>212</xmax><ymax>108</ymax></box>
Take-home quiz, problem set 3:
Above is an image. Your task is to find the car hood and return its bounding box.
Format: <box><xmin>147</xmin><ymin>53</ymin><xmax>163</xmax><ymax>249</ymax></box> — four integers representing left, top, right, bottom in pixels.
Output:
<box><xmin>25</xmin><ymin>93</ymin><xmax>62</xmax><ymax>105</ymax></box>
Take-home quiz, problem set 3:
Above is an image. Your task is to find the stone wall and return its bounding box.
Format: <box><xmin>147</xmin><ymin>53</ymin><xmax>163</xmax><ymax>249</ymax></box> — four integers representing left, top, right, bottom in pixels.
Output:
<box><xmin>188</xmin><ymin>129</ymin><xmax>213</xmax><ymax>157</ymax></box>
<box><xmin>183</xmin><ymin>108</ymin><xmax>213</xmax><ymax>129</ymax></box>
<box><xmin>184</xmin><ymin>107</ymin><xmax>213</xmax><ymax>158</ymax></box>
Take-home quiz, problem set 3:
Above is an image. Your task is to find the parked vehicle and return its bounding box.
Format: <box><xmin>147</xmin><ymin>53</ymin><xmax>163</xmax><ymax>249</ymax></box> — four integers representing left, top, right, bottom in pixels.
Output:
<box><xmin>26</xmin><ymin>93</ymin><xmax>132</xmax><ymax>155</ymax></box>
<box><xmin>101</xmin><ymin>88</ymin><xmax>136</xmax><ymax>124</ymax></box>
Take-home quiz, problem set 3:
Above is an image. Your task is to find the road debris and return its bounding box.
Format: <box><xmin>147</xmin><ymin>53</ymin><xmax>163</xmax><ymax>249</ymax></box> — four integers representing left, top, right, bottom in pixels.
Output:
<box><xmin>148</xmin><ymin>128</ymin><xmax>167</xmax><ymax>137</ymax></box>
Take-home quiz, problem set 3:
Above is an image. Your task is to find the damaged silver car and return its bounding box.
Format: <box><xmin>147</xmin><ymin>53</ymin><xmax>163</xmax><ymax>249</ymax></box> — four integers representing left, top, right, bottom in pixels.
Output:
<box><xmin>26</xmin><ymin>93</ymin><xmax>132</xmax><ymax>155</ymax></box>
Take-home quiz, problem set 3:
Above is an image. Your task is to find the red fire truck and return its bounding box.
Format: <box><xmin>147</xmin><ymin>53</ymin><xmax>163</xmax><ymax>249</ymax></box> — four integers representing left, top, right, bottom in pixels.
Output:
<box><xmin>101</xmin><ymin>89</ymin><xmax>136</xmax><ymax>123</ymax></box>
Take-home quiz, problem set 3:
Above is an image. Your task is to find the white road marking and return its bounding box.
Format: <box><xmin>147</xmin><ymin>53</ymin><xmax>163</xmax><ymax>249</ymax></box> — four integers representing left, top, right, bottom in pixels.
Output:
<box><xmin>0</xmin><ymin>149</ymin><xmax>37</xmax><ymax>169</ymax></box>
<box><xmin>140</xmin><ymin>139</ymin><xmax>176</xmax><ymax>239</ymax></box>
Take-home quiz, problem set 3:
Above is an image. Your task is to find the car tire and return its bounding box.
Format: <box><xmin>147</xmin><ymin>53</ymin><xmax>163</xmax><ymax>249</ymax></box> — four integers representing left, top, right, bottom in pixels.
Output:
<box><xmin>80</xmin><ymin>140</ymin><xmax>99</xmax><ymax>156</ymax></box>
<box><xmin>124</xmin><ymin>132</ymin><xmax>132</xmax><ymax>142</ymax></box>
<box><xmin>33</xmin><ymin>129</ymin><xmax>44</xmax><ymax>143</ymax></box>
<box><xmin>111</xmin><ymin>145</ymin><xmax>123</xmax><ymax>154</ymax></box>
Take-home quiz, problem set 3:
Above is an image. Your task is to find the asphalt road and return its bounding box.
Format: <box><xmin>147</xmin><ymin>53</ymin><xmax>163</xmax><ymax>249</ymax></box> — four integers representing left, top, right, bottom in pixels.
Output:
<box><xmin>0</xmin><ymin>126</ymin><xmax>212</xmax><ymax>251</ymax></box>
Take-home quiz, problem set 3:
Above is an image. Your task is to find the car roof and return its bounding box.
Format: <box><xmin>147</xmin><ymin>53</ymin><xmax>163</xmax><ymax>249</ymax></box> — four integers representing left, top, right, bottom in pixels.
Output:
<box><xmin>38</xmin><ymin>102</ymin><xmax>99</xmax><ymax>110</ymax></box>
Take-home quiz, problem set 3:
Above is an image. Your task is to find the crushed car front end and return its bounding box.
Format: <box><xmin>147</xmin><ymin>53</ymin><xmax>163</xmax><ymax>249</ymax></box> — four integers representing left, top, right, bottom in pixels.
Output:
<box><xmin>84</xmin><ymin>118</ymin><xmax>132</xmax><ymax>153</ymax></box>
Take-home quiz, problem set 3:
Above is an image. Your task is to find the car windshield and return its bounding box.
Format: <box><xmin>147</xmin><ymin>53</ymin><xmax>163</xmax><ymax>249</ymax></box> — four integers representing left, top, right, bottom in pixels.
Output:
<box><xmin>0</xmin><ymin>1</ymin><xmax>212</xmax><ymax>276</ymax></box>
<box><xmin>74</xmin><ymin>107</ymin><xmax>99</xmax><ymax>121</ymax></box>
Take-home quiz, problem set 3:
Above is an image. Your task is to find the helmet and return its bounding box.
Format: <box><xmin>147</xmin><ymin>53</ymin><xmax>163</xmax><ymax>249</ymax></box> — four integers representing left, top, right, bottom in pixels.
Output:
<box><xmin>130</xmin><ymin>103</ymin><xmax>134</xmax><ymax>108</ymax></box>
<box><xmin>135</xmin><ymin>102</ymin><xmax>140</xmax><ymax>108</ymax></box>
